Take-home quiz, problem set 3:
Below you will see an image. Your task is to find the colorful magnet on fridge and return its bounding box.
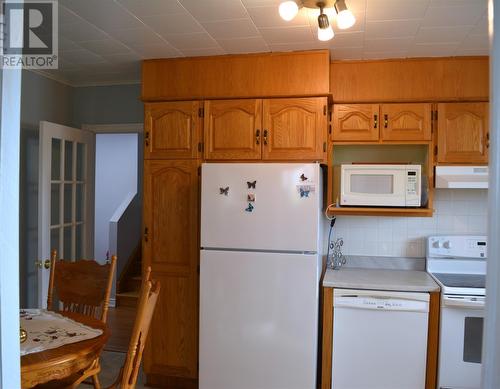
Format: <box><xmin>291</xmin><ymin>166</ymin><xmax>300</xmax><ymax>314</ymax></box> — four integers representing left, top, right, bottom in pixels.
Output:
<box><xmin>219</xmin><ymin>187</ymin><xmax>229</xmax><ymax>196</ymax></box>
<box><xmin>247</xmin><ymin>180</ymin><xmax>257</xmax><ymax>189</ymax></box>
<box><xmin>300</xmin><ymin>173</ymin><xmax>308</xmax><ymax>181</ymax></box>
<box><xmin>247</xmin><ymin>193</ymin><xmax>256</xmax><ymax>202</ymax></box>
<box><xmin>245</xmin><ymin>203</ymin><xmax>254</xmax><ymax>212</ymax></box>
<box><xmin>300</xmin><ymin>188</ymin><xmax>310</xmax><ymax>198</ymax></box>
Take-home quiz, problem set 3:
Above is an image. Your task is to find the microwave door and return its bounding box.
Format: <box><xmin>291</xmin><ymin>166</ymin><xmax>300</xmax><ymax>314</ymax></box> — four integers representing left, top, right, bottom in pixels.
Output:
<box><xmin>341</xmin><ymin>169</ymin><xmax>407</xmax><ymax>207</ymax></box>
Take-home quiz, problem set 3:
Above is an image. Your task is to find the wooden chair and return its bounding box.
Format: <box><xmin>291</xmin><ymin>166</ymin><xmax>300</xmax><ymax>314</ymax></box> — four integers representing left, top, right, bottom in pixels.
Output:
<box><xmin>44</xmin><ymin>249</ymin><xmax>117</xmax><ymax>388</ymax></box>
<box><xmin>102</xmin><ymin>266</ymin><xmax>161</xmax><ymax>389</ymax></box>
<box><xmin>47</xmin><ymin>249</ymin><xmax>117</xmax><ymax>323</ymax></box>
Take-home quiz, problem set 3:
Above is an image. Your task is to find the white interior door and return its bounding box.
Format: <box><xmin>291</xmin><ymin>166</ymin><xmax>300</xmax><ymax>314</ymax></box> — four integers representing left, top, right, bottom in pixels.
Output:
<box><xmin>37</xmin><ymin>121</ymin><xmax>95</xmax><ymax>308</ymax></box>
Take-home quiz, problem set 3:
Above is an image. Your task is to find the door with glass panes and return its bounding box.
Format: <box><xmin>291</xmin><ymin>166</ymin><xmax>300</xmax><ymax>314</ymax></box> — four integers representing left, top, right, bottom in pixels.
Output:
<box><xmin>37</xmin><ymin>121</ymin><xmax>94</xmax><ymax>308</ymax></box>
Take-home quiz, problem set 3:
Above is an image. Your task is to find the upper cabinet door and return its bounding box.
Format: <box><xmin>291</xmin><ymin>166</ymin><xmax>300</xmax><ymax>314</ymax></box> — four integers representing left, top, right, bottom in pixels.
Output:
<box><xmin>437</xmin><ymin>102</ymin><xmax>489</xmax><ymax>164</ymax></box>
<box><xmin>262</xmin><ymin>97</ymin><xmax>327</xmax><ymax>161</ymax></box>
<box><xmin>332</xmin><ymin>104</ymin><xmax>379</xmax><ymax>141</ymax></box>
<box><xmin>204</xmin><ymin>99</ymin><xmax>262</xmax><ymax>160</ymax></box>
<box><xmin>381</xmin><ymin>103</ymin><xmax>432</xmax><ymax>141</ymax></box>
<box><xmin>144</xmin><ymin>101</ymin><xmax>201</xmax><ymax>159</ymax></box>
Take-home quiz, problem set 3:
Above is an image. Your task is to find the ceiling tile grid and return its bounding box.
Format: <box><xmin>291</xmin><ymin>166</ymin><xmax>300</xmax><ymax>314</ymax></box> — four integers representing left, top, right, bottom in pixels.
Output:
<box><xmin>37</xmin><ymin>0</ymin><xmax>488</xmax><ymax>86</ymax></box>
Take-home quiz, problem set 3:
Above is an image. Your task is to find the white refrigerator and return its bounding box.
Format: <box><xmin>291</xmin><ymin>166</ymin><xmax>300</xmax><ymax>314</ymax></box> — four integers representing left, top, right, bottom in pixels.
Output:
<box><xmin>199</xmin><ymin>163</ymin><xmax>322</xmax><ymax>389</ymax></box>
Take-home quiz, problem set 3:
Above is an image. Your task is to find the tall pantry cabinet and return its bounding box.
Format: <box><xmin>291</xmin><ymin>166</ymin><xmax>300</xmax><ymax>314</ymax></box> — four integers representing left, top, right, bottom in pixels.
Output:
<box><xmin>142</xmin><ymin>101</ymin><xmax>202</xmax><ymax>388</ymax></box>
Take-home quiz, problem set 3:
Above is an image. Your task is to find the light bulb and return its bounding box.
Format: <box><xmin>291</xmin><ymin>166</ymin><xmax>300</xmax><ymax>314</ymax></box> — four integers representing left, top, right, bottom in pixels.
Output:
<box><xmin>336</xmin><ymin>9</ymin><xmax>355</xmax><ymax>29</ymax></box>
<box><xmin>318</xmin><ymin>25</ymin><xmax>334</xmax><ymax>41</ymax></box>
<box><xmin>279</xmin><ymin>1</ymin><xmax>299</xmax><ymax>21</ymax></box>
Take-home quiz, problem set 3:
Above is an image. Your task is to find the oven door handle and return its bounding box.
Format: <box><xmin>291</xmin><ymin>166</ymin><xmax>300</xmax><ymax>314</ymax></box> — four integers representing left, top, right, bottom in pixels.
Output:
<box><xmin>443</xmin><ymin>295</ymin><xmax>485</xmax><ymax>309</ymax></box>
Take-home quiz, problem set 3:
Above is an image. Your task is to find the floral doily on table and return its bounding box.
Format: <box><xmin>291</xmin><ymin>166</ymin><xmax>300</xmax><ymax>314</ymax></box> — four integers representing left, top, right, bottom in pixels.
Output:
<box><xmin>20</xmin><ymin>309</ymin><xmax>103</xmax><ymax>356</ymax></box>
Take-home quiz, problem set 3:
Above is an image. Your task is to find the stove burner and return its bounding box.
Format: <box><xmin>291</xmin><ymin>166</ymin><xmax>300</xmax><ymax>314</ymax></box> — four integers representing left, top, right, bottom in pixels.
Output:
<box><xmin>433</xmin><ymin>273</ymin><xmax>486</xmax><ymax>289</ymax></box>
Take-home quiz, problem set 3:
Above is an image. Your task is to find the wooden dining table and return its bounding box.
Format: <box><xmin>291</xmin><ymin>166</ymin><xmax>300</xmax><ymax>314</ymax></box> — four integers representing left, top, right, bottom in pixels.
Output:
<box><xmin>21</xmin><ymin>311</ymin><xmax>110</xmax><ymax>389</ymax></box>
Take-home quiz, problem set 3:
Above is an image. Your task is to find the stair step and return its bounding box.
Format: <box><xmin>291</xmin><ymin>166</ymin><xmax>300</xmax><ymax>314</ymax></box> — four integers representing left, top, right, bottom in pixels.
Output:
<box><xmin>116</xmin><ymin>291</ymin><xmax>139</xmax><ymax>307</ymax></box>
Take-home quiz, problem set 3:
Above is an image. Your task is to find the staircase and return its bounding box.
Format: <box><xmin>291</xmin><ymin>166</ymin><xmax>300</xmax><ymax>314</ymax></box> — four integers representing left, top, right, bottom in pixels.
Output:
<box><xmin>116</xmin><ymin>245</ymin><xmax>142</xmax><ymax>307</ymax></box>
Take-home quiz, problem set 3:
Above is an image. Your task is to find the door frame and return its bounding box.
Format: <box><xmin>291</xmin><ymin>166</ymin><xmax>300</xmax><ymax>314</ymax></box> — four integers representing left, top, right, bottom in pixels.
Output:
<box><xmin>0</xmin><ymin>61</ymin><xmax>22</xmax><ymax>387</ymax></box>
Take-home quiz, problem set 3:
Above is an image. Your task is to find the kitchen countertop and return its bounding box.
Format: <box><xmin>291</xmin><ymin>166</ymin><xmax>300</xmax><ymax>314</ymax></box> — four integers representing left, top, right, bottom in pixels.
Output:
<box><xmin>323</xmin><ymin>268</ymin><xmax>440</xmax><ymax>293</ymax></box>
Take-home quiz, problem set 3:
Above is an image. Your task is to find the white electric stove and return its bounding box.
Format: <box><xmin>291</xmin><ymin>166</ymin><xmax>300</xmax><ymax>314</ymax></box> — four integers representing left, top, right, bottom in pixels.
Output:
<box><xmin>427</xmin><ymin>235</ymin><xmax>487</xmax><ymax>389</ymax></box>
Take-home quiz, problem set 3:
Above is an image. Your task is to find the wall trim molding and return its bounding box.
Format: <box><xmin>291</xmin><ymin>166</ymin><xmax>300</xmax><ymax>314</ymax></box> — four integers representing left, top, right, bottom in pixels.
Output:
<box><xmin>82</xmin><ymin>123</ymin><xmax>143</xmax><ymax>133</ymax></box>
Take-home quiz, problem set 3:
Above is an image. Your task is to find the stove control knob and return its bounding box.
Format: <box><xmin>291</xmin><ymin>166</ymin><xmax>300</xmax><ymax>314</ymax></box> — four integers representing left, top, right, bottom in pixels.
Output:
<box><xmin>443</xmin><ymin>241</ymin><xmax>451</xmax><ymax>249</ymax></box>
<box><xmin>432</xmin><ymin>240</ymin><xmax>441</xmax><ymax>248</ymax></box>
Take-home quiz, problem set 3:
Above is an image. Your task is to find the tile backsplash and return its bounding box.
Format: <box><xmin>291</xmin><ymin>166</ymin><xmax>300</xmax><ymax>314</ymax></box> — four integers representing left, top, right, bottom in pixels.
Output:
<box><xmin>327</xmin><ymin>189</ymin><xmax>488</xmax><ymax>258</ymax></box>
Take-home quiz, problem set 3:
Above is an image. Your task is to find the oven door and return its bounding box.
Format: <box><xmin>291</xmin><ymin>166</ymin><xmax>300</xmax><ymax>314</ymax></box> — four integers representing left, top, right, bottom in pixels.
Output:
<box><xmin>438</xmin><ymin>295</ymin><xmax>485</xmax><ymax>389</ymax></box>
<box><xmin>340</xmin><ymin>167</ymin><xmax>407</xmax><ymax>207</ymax></box>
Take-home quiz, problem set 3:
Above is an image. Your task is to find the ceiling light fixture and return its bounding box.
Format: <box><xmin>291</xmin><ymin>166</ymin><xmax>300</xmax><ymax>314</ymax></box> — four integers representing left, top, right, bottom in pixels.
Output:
<box><xmin>278</xmin><ymin>0</ymin><xmax>356</xmax><ymax>41</ymax></box>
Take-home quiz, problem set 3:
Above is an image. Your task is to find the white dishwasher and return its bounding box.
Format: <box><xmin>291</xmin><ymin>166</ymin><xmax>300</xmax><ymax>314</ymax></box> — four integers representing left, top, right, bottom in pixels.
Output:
<box><xmin>332</xmin><ymin>289</ymin><xmax>429</xmax><ymax>389</ymax></box>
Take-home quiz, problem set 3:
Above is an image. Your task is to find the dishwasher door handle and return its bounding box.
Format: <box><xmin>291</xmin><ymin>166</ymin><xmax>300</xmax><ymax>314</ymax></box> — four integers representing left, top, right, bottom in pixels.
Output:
<box><xmin>334</xmin><ymin>296</ymin><xmax>429</xmax><ymax>313</ymax></box>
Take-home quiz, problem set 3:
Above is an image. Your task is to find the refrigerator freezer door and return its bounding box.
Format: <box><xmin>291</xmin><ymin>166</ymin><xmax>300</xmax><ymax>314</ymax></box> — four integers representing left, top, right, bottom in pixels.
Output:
<box><xmin>199</xmin><ymin>249</ymin><xmax>320</xmax><ymax>389</ymax></box>
<box><xmin>201</xmin><ymin>163</ymin><xmax>321</xmax><ymax>252</ymax></box>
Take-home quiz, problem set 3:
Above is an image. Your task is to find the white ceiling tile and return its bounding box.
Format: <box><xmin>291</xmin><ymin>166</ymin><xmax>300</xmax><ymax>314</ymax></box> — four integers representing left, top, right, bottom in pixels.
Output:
<box><xmin>78</xmin><ymin>39</ymin><xmax>131</xmax><ymax>56</ymax></box>
<box><xmin>107</xmin><ymin>28</ymin><xmax>166</xmax><ymax>46</ymax></box>
<box><xmin>428</xmin><ymin>0</ymin><xmax>486</xmax><ymax>6</ymax></box>
<box><xmin>100</xmin><ymin>52</ymin><xmax>142</xmax><ymax>63</ymax></box>
<box><xmin>162</xmin><ymin>32</ymin><xmax>220</xmax><ymax>50</ymax></box>
<box><xmin>241</xmin><ymin>0</ymin><xmax>282</xmax><ymax>6</ymax></box>
<box><xmin>408</xmin><ymin>42</ymin><xmax>460</xmax><ymax>56</ymax></box>
<box><xmin>59</xmin><ymin>37</ymin><xmax>82</xmax><ymax>52</ymax></box>
<box><xmin>203</xmin><ymin>18</ymin><xmax>260</xmax><ymax>39</ymax></box>
<box><xmin>179</xmin><ymin>0</ymin><xmax>249</xmax><ymax>22</ymax></box>
<box><xmin>129</xmin><ymin>43</ymin><xmax>182</xmax><ymax>58</ymax></box>
<box><xmin>329</xmin><ymin>31</ymin><xmax>365</xmax><ymax>48</ymax></box>
<box><xmin>422</xmin><ymin>5</ymin><xmax>486</xmax><ymax>27</ymax></box>
<box><xmin>365</xmin><ymin>20</ymin><xmax>421</xmax><ymax>39</ymax></box>
<box><xmin>141</xmin><ymin>12</ymin><xmax>205</xmax><ymax>35</ymax></box>
<box><xmin>116</xmin><ymin>0</ymin><xmax>186</xmax><ymax>17</ymax></box>
<box><xmin>460</xmin><ymin>34</ymin><xmax>489</xmax><ymax>50</ymax></box>
<box><xmin>259</xmin><ymin>26</ymin><xmax>314</xmax><ymax>44</ymax></box>
<box><xmin>269</xmin><ymin>41</ymin><xmax>330</xmax><ymax>52</ymax></box>
<box><xmin>470</xmin><ymin>14</ymin><xmax>488</xmax><ymax>35</ymax></box>
<box><xmin>58</xmin><ymin>4</ymin><xmax>85</xmax><ymax>26</ymax></box>
<box><xmin>330</xmin><ymin>46</ymin><xmax>364</xmax><ymax>60</ymax></box>
<box><xmin>180</xmin><ymin>47</ymin><xmax>226</xmax><ymax>57</ymax></box>
<box><xmin>61</xmin><ymin>0</ymin><xmax>145</xmax><ymax>31</ymax></box>
<box><xmin>366</xmin><ymin>0</ymin><xmax>429</xmax><ymax>21</ymax></box>
<box><xmin>60</xmin><ymin>49</ymin><xmax>108</xmax><ymax>65</ymax></box>
<box><xmin>247</xmin><ymin>6</ymin><xmax>310</xmax><ymax>28</ymax></box>
<box><xmin>363</xmin><ymin>50</ymin><xmax>407</xmax><ymax>59</ymax></box>
<box><xmin>217</xmin><ymin>37</ymin><xmax>269</xmax><ymax>53</ymax></box>
<box><xmin>343</xmin><ymin>0</ymin><xmax>367</xmax><ymax>13</ymax></box>
<box><xmin>455</xmin><ymin>47</ymin><xmax>489</xmax><ymax>56</ymax></box>
<box><xmin>415</xmin><ymin>26</ymin><xmax>473</xmax><ymax>44</ymax></box>
<box><xmin>364</xmin><ymin>37</ymin><xmax>415</xmax><ymax>51</ymax></box>
<box><xmin>59</xmin><ymin>21</ymin><xmax>109</xmax><ymax>42</ymax></box>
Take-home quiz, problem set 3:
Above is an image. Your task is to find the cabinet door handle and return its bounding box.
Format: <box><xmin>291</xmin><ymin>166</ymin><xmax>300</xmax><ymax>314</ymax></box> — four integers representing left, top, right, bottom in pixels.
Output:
<box><xmin>374</xmin><ymin>114</ymin><xmax>378</xmax><ymax>128</ymax></box>
<box><xmin>384</xmin><ymin>114</ymin><xmax>388</xmax><ymax>128</ymax></box>
<box><xmin>263</xmin><ymin>129</ymin><xmax>268</xmax><ymax>145</ymax></box>
<box><xmin>144</xmin><ymin>227</ymin><xmax>149</xmax><ymax>242</ymax></box>
<box><xmin>145</xmin><ymin>131</ymin><xmax>150</xmax><ymax>147</ymax></box>
<box><xmin>256</xmin><ymin>129</ymin><xmax>260</xmax><ymax>145</ymax></box>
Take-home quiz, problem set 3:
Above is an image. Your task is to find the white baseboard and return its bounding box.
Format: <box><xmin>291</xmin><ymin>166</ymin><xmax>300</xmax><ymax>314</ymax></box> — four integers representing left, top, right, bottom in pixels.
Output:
<box><xmin>109</xmin><ymin>298</ymin><xmax>116</xmax><ymax>308</ymax></box>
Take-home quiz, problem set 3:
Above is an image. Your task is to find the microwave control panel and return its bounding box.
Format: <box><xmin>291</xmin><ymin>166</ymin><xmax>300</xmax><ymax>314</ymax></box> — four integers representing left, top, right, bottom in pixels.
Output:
<box><xmin>406</xmin><ymin>170</ymin><xmax>418</xmax><ymax>195</ymax></box>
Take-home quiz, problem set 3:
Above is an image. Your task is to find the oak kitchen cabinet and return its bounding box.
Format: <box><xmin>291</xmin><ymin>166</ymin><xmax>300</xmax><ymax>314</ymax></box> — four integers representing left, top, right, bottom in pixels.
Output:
<box><xmin>204</xmin><ymin>97</ymin><xmax>327</xmax><ymax>161</ymax></box>
<box><xmin>142</xmin><ymin>159</ymin><xmax>200</xmax><ymax>388</ymax></box>
<box><xmin>437</xmin><ymin>102</ymin><xmax>489</xmax><ymax>164</ymax></box>
<box><xmin>144</xmin><ymin>101</ymin><xmax>202</xmax><ymax>160</ymax></box>
<box><xmin>332</xmin><ymin>103</ymin><xmax>432</xmax><ymax>142</ymax></box>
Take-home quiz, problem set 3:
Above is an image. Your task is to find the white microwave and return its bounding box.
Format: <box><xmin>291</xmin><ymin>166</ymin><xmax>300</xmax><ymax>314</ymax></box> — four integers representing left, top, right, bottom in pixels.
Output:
<box><xmin>340</xmin><ymin>164</ymin><xmax>421</xmax><ymax>207</ymax></box>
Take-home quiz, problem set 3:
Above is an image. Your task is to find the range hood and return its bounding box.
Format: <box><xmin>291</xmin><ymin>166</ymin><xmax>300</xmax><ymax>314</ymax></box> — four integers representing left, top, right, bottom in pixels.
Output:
<box><xmin>435</xmin><ymin>166</ymin><xmax>489</xmax><ymax>189</ymax></box>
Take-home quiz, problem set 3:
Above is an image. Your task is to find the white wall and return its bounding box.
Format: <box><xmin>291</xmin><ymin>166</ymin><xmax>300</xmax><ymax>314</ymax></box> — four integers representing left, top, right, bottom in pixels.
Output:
<box><xmin>330</xmin><ymin>189</ymin><xmax>488</xmax><ymax>258</ymax></box>
<box><xmin>94</xmin><ymin>134</ymin><xmax>138</xmax><ymax>262</ymax></box>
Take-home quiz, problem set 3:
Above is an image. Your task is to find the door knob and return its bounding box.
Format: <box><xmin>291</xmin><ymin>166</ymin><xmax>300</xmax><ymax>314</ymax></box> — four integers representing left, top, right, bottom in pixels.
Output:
<box><xmin>35</xmin><ymin>259</ymin><xmax>51</xmax><ymax>269</ymax></box>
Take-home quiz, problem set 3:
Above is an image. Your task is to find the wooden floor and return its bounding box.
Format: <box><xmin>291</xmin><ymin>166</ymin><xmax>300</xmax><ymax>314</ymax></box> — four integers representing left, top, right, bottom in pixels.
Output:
<box><xmin>105</xmin><ymin>305</ymin><xmax>136</xmax><ymax>352</ymax></box>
